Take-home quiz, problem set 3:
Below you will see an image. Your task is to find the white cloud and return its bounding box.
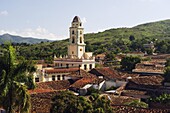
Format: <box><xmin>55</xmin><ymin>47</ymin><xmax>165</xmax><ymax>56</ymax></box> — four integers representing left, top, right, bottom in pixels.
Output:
<box><xmin>0</xmin><ymin>27</ymin><xmax>67</xmax><ymax>40</ymax></box>
<box><xmin>0</xmin><ymin>10</ymin><xmax>8</xmax><ymax>16</ymax></box>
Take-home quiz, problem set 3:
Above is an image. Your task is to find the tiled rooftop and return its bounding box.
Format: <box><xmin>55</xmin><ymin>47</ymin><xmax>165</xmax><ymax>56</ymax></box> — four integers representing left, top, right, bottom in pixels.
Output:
<box><xmin>67</xmin><ymin>69</ymin><xmax>96</xmax><ymax>78</ymax></box>
<box><xmin>30</xmin><ymin>91</ymin><xmax>58</xmax><ymax>113</ymax></box>
<box><xmin>129</xmin><ymin>75</ymin><xmax>164</xmax><ymax>86</ymax></box>
<box><xmin>90</xmin><ymin>67</ymin><xmax>140</xmax><ymax>80</ymax></box>
<box><xmin>106</xmin><ymin>94</ymin><xmax>139</xmax><ymax>105</ymax></box>
<box><xmin>70</xmin><ymin>76</ymin><xmax>98</xmax><ymax>88</ymax></box>
<box><xmin>37</xmin><ymin>80</ymin><xmax>71</xmax><ymax>90</ymax></box>
<box><xmin>28</xmin><ymin>80</ymin><xmax>71</xmax><ymax>95</ymax></box>
<box><xmin>45</xmin><ymin>68</ymin><xmax>80</xmax><ymax>74</ymax></box>
<box><xmin>112</xmin><ymin>105</ymin><xmax>170</xmax><ymax>113</ymax></box>
<box><xmin>90</xmin><ymin>67</ymin><xmax>121</xmax><ymax>80</ymax></box>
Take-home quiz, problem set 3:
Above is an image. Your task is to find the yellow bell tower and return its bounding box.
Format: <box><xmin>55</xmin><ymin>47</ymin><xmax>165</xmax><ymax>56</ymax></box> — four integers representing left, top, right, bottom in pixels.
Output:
<box><xmin>68</xmin><ymin>16</ymin><xmax>86</xmax><ymax>59</ymax></box>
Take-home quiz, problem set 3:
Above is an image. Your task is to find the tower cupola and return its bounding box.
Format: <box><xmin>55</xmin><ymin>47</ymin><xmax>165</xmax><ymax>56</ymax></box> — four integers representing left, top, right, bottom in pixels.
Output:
<box><xmin>72</xmin><ymin>16</ymin><xmax>81</xmax><ymax>23</ymax></box>
<box><xmin>72</xmin><ymin>16</ymin><xmax>82</xmax><ymax>28</ymax></box>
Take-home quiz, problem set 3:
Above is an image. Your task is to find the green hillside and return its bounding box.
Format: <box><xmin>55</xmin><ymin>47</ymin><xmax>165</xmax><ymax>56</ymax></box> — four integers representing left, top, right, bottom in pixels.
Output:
<box><xmin>0</xmin><ymin>33</ymin><xmax>51</xmax><ymax>44</ymax></box>
<box><xmin>7</xmin><ymin>19</ymin><xmax>170</xmax><ymax>60</ymax></box>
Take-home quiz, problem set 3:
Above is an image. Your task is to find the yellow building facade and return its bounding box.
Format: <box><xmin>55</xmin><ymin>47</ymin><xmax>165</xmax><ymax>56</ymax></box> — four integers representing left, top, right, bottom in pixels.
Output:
<box><xmin>54</xmin><ymin>16</ymin><xmax>95</xmax><ymax>71</ymax></box>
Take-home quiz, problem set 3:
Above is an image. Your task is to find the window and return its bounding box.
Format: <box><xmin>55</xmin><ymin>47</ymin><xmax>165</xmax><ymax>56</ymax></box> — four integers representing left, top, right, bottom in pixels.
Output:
<box><xmin>52</xmin><ymin>75</ymin><xmax>55</xmax><ymax>81</ymax></box>
<box><xmin>80</xmin><ymin>31</ymin><xmax>82</xmax><ymax>34</ymax></box>
<box><xmin>60</xmin><ymin>64</ymin><xmax>62</xmax><ymax>67</ymax></box>
<box><xmin>57</xmin><ymin>75</ymin><xmax>60</xmax><ymax>80</ymax></box>
<box><xmin>35</xmin><ymin>78</ymin><xmax>39</xmax><ymax>82</ymax></box>
<box><xmin>72</xmin><ymin>64</ymin><xmax>74</xmax><ymax>66</ymax></box>
<box><xmin>62</xmin><ymin>75</ymin><xmax>65</xmax><ymax>80</ymax></box>
<box><xmin>84</xmin><ymin>64</ymin><xmax>87</xmax><ymax>70</ymax></box>
<box><xmin>72</xmin><ymin>30</ymin><xmax>74</xmax><ymax>34</ymax></box>
<box><xmin>80</xmin><ymin>37</ymin><xmax>82</xmax><ymax>43</ymax></box>
<box><xmin>90</xmin><ymin>64</ymin><xmax>92</xmax><ymax>69</ymax></box>
<box><xmin>66</xmin><ymin>64</ymin><xmax>69</xmax><ymax>68</ymax></box>
<box><xmin>56</xmin><ymin>63</ymin><xmax>59</xmax><ymax>67</ymax></box>
<box><xmin>72</xmin><ymin>37</ymin><xmax>75</xmax><ymax>43</ymax></box>
<box><xmin>80</xmin><ymin>23</ymin><xmax>82</xmax><ymax>26</ymax></box>
<box><xmin>72</xmin><ymin>51</ymin><xmax>74</xmax><ymax>54</ymax></box>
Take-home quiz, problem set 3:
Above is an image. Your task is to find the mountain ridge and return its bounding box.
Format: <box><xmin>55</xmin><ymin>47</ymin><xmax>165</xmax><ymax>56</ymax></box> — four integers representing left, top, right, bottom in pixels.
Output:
<box><xmin>0</xmin><ymin>33</ymin><xmax>53</xmax><ymax>44</ymax></box>
<box><xmin>1</xmin><ymin>19</ymin><xmax>170</xmax><ymax>60</ymax></box>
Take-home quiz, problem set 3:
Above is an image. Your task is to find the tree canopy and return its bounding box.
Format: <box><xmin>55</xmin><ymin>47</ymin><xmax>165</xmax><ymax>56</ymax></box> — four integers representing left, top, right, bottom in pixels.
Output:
<box><xmin>120</xmin><ymin>56</ymin><xmax>141</xmax><ymax>71</ymax></box>
<box><xmin>0</xmin><ymin>44</ymin><xmax>36</xmax><ymax>113</ymax></box>
<box><xmin>164</xmin><ymin>58</ymin><xmax>170</xmax><ymax>82</ymax></box>
<box><xmin>50</xmin><ymin>91</ymin><xmax>113</xmax><ymax>113</ymax></box>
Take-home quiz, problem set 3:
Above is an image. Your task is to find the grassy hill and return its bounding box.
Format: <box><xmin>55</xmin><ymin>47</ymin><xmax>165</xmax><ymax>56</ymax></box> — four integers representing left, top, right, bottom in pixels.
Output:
<box><xmin>7</xmin><ymin>19</ymin><xmax>170</xmax><ymax>60</ymax></box>
<box><xmin>0</xmin><ymin>33</ymin><xmax>51</xmax><ymax>44</ymax></box>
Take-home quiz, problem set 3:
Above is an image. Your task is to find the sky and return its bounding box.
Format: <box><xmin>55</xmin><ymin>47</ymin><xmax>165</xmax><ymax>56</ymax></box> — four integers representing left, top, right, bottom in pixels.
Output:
<box><xmin>0</xmin><ymin>0</ymin><xmax>170</xmax><ymax>40</ymax></box>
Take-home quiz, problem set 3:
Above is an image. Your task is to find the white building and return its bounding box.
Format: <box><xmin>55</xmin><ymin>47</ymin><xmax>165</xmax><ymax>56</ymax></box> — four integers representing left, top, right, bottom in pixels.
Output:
<box><xmin>34</xmin><ymin>16</ymin><xmax>95</xmax><ymax>82</ymax></box>
<box><xmin>54</xmin><ymin>16</ymin><xmax>95</xmax><ymax>71</ymax></box>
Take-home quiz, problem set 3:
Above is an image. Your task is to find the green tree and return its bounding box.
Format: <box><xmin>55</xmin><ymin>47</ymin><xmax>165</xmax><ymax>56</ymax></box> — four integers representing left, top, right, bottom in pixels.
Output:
<box><xmin>150</xmin><ymin>93</ymin><xmax>170</xmax><ymax>104</ymax></box>
<box><xmin>105</xmin><ymin>52</ymin><xmax>115</xmax><ymax>61</ymax></box>
<box><xmin>125</xmin><ymin>100</ymin><xmax>148</xmax><ymax>108</ymax></box>
<box><xmin>165</xmin><ymin>58</ymin><xmax>170</xmax><ymax>67</ymax></box>
<box><xmin>160</xmin><ymin>45</ymin><xmax>168</xmax><ymax>53</ymax></box>
<box><xmin>51</xmin><ymin>92</ymin><xmax>113</xmax><ymax>113</ymax></box>
<box><xmin>144</xmin><ymin>48</ymin><xmax>153</xmax><ymax>55</ymax></box>
<box><xmin>164</xmin><ymin>59</ymin><xmax>170</xmax><ymax>82</ymax></box>
<box><xmin>121</xmin><ymin>56</ymin><xmax>141</xmax><ymax>71</ymax></box>
<box><xmin>50</xmin><ymin>91</ymin><xmax>93</xmax><ymax>113</ymax></box>
<box><xmin>89</xmin><ymin>93</ymin><xmax>113</xmax><ymax>113</ymax></box>
<box><xmin>164</xmin><ymin>66</ymin><xmax>170</xmax><ymax>82</ymax></box>
<box><xmin>0</xmin><ymin>45</ymin><xmax>36</xmax><ymax>113</ymax></box>
<box><xmin>129</xmin><ymin>35</ymin><xmax>135</xmax><ymax>41</ymax></box>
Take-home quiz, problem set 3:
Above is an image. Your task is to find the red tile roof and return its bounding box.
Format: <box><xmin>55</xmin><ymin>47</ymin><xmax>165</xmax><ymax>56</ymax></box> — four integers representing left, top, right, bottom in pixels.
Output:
<box><xmin>122</xmin><ymin>90</ymin><xmax>147</xmax><ymax>95</ymax></box>
<box><xmin>108</xmin><ymin>95</ymin><xmax>139</xmax><ymax>105</ymax></box>
<box><xmin>129</xmin><ymin>75</ymin><xmax>164</xmax><ymax>86</ymax></box>
<box><xmin>45</xmin><ymin>68</ymin><xmax>79</xmax><ymax>74</ymax></box>
<box><xmin>37</xmin><ymin>80</ymin><xmax>71</xmax><ymax>90</ymax></box>
<box><xmin>90</xmin><ymin>67</ymin><xmax>122</xmax><ymax>80</ymax></box>
<box><xmin>28</xmin><ymin>80</ymin><xmax>71</xmax><ymax>94</ymax></box>
<box><xmin>28</xmin><ymin>89</ymin><xmax>54</xmax><ymax>94</ymax></box>
<box><xmin>29</xmin><ymin>80</ymin><xmax>72</xmax><ymax>112</ymax></box>
<box><xmin>70</xmin><ymin>76</ymin><xmax>98</xmax><ymax>88</ymax></box>
<box><xmin>112</xmin><ymin>105</ymin><xmax>170</xmax><ymax>113</ymax></box>
<box><xmin>30</xmin><ymin>91</ymin><xmax>58</xmax><ymax>113</ymax></box>
<box><xmin>67</xmin><ymin>69</ymin><xmax>96</xmax><ymax>78</ymax></box>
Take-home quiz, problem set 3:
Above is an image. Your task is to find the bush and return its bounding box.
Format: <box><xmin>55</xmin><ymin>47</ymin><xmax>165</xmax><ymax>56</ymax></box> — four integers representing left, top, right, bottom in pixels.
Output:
<box><xmin>149</xmin><ymin>93</ymin><xmax>170</xmax><ymax>104</ymax></box>
<box><xmin>125</xmin><ymin>100</ymin><xmax>148</xmax><ymax>108</ymax></box>
<box><xmin>120</xmin><ymin>56</ymin><xmax>141</xmax><ymax>71</ymax></box>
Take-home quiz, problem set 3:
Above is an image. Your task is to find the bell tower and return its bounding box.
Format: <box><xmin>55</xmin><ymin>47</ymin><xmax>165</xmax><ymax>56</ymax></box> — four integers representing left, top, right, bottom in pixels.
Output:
<box><xmin>68</xmin><ymin>16</ymin><xmax>86</xmax><ymax>59</ymax></box>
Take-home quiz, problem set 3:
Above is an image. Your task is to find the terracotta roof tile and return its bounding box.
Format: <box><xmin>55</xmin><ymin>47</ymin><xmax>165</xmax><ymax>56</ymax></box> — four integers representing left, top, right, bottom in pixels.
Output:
<box><xmin>67</xmin><ymin>69</ymin><xmax>96</xmax><ymax>78</ymax></box>
<box><xmin>107</xmin><ymin>95</ymin><xmax>139</xmax><ymax>105</ymax></box>
<box><xmin>28</xmin><ymin>89</ymin><xmax>54</xmax><ymax>94</ymax></box>
<box><xmin>70</xmin><ymin>76</ymin><xmax>98</xmax><ymax>88</ymax></box>
<box><xmin>112</xmin><ymin>105</ymin><xmax>170</xmax><ymax>113</ymax></box>
<box><xmin>30</xmin><ymin>91</ymin><xmax>58</xmax><ymax>113</ymax></box>
<box><xmin>45</xmin><ymin>68</ymin><xmax>79</xmax><ymax>74</ymax></box>
<box><xmin>90</xmin><ymin>67</ymin><xmax>140</xmax><ymax>80</ymax></box>
<box><xmin>90</xmin><ymin>67</ymin><xmax>121</xmax><ymax>80</ymax></box>
<box><xmin>36</xmin><ymin>80</ymin><xmax>71</xmax><ymax>90</ymax></box>
<box><xmin>129</xmin><ymin>75</ymin><xmax>164</xmax><ymax>86</ymax></box>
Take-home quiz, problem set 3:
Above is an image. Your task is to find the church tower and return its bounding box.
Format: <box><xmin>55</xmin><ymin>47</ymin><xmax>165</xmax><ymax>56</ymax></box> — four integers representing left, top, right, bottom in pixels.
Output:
<box><xmin>68</xmin><ymin>16</ymin><xmax>86</xmax><ymax>59</ymax></box>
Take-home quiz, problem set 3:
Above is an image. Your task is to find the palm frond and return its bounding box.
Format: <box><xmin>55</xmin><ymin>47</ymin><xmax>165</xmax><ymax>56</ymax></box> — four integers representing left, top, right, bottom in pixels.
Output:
<box><xmin>13</xmin><ymin>81</ymin><xmax>31</xmax><ymax>113</ymax></box>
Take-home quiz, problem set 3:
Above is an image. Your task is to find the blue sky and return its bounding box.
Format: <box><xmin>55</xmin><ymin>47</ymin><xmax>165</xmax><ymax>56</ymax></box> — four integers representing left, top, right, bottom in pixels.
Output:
<box><xmin>0</xmin><ymin>0</ymin><xmax>170</xmax><ymax>40</ymax></box>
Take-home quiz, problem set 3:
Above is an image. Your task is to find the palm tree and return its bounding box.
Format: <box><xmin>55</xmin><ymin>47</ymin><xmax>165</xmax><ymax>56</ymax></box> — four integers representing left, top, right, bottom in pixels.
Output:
<box><xmin>0</xmin><ymin>45</ymin><xmax>36</xmax><ymax>113</ymax></box>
